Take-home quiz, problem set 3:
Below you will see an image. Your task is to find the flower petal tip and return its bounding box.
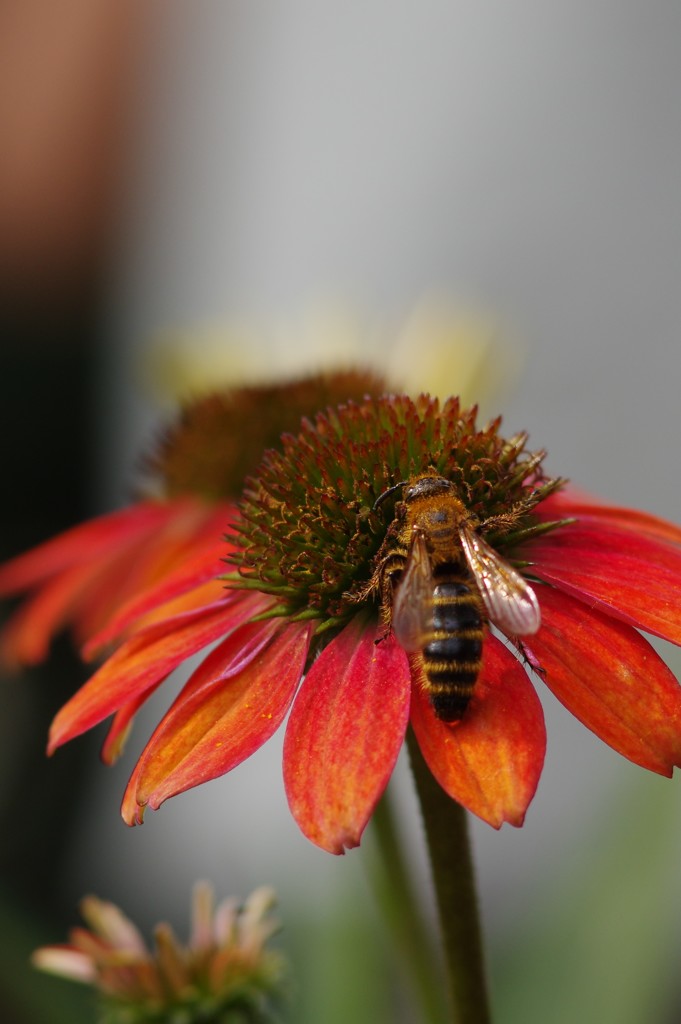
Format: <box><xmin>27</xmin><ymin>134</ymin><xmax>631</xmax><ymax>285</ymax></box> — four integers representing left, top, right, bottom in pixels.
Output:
<box><xmin>313</xmin><ymin>827</ymin><xmax>363</xmax><ymax>856</ymax></box>
<box><xmin>504</xmin><ymin>808</ymin><xmax>528</xmax><ymax>830</ymax></box>
<box><xmin>120</xmin><ymin>776</ymin><xmax>148</xmax><ymax>826</ymax></box>
<box><xmin>474</xmin><ymin>805</ymin><xmax>526</xmax><ymax>831</ymax></box>
<box><xmin>121</xmin><ymin>800</ymin><xmax>146</xmax><ymax>827</ymax></box>
<box><xmin>45</xmin><ymin>732</ymin><xmax>60</xmax><ymax>758</ymax></box>
<box><xmin>31</xmin><ymin>946</ymin><xmax>96</xmax><ymax>983</ymax></box>
<box><xmin>46</xmin><ymin>717</ymin><xmax>76</xmax><ymax>757</ymax></box>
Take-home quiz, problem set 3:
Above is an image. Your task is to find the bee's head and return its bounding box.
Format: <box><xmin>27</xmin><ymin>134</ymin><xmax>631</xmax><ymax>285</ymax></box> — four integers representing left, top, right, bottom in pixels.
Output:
<box><xmin>373</xmin><ymin>472</ymin><xmax>454</xmax><ymax>512</ymax></box>
<box><xmin>403</xmin><ymin>475</ymin><xmax>453</xmax><ymax>502</ymax></box>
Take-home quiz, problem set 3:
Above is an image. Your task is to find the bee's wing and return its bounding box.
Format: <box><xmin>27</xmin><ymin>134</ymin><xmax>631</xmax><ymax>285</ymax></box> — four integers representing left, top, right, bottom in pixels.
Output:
<box><xmin>459</xmin><ymin>524</ymin><xmax>540</xmax><ymax>636</ymax></box>
<box><xmin>391</xmin><ymin>531</ymin><xmax>434</xmax><ymax>652</ymax></box>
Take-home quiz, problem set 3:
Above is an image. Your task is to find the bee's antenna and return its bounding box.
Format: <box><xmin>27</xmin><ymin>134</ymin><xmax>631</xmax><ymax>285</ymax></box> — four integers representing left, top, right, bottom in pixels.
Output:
<box><xmin>373</xmin><ymin>480</ymin><xmax>408</xmax><ymax>512</ymax></box>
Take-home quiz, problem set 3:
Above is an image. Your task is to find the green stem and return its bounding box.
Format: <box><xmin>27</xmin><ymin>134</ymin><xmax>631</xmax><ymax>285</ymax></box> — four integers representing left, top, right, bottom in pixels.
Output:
<box><xmin>368</xmin><ymin>786</ymin><xmax>449</xmax><ymax>1024</ymax></box>
<box><xmin>406</xmin><ymin>729</ymin><xmax>492</xmax><ymax>1024</ymax></box>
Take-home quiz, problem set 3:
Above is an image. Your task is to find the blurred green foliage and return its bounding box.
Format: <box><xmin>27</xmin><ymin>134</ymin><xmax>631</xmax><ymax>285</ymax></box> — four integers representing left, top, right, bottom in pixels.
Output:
<box><xmin>491</xmin><ymin>773</ymin><xmax>681</xmax><ymax>1024</ymax></box>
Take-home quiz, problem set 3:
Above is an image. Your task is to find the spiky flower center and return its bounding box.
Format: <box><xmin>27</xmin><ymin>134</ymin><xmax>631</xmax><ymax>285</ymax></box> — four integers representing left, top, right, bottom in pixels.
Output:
<box><xmin>229</xmin><ymin>394</ymin><xmax>566</xmax><ymax>634</ymax></box>
<box><xmin>144</xmin><ymin>371</ymin><xmax>388</xmax><ymax>501</ymax></box>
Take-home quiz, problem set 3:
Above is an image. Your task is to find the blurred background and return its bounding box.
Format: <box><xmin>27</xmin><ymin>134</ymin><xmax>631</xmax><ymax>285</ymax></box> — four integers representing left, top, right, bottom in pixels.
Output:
<box><xmin>1</xmin><ymin>3</ymin><xmax>681</xmax><ymax>1022</ymax></box>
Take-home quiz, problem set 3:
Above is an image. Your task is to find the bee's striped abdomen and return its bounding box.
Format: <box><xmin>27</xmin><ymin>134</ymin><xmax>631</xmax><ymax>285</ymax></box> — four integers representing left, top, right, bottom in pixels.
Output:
<box><xmin>422</xmin><ymin>577</ymin><xmax>483</xmax><ymax>722</ymax></box>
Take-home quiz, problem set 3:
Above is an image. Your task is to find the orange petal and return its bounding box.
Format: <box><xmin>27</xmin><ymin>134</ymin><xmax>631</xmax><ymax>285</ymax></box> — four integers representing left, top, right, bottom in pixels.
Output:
<box><xmin>0</xmin><ymin>522</ymin><xmax>183</xmax><ymax>667</ymax></box>
<box><xmin>0</xmin><ymin>501</ymin><xmax>175</xmax><ymax>596</ymax></box>
<box><xmin>130</xmin><ymin>579</ymin><xmax>232</xmax><ymax>628</ymax></box>
<box><xmin>527</xmin><ymin>519</ymin><xmax>681</xmax><ymax>645</ymax></box>
<box><xmin>101</xmin><ymin>696</ymin><xmax>149</xmax><ymax>765</ymax></box>
<box><xmin>527</xmin><ymin>585</ymin><xmax>681</xmax><ymax>775</ymax></box>
<box><xmin>0</xmin><ymin>560</ymin><xmax>104</xmax><ymax>667</ymax></box>
<box><xmin>124</xmin><ymin>620</ymin><xmax>312</xmax><ymax>823</ymax></box>
<box><xmin>83</xmin><ymin>575</ymin><xmax>229</xmax><ymax>660</ymax></box>
<box><xmin>48</xmin><ymin>595</ymin><xmax>262</xmax><ymax>753</ymax></box>
<box><xmin>73</xmin><ymin>500</ymin><xmax>225</xmax><ymax>644</ymax></box>
<box><xmin>0</xmin><ymin>497</ymin><xmax>224</xmax><ymax>663</ymax></box>
<box><xmin>410</xmin><ymin>634</ymin><xmax>546</xmax><ymax>828</ymax></box>
<box><xmin>283</xmin><ymin>616</ymin><xmax>412</xmax><ymax>854</ymax></box>
<box><xmin>82</xmin><ymin>545</ymin><xmax>229</xmax><ymax>658</ymax></box>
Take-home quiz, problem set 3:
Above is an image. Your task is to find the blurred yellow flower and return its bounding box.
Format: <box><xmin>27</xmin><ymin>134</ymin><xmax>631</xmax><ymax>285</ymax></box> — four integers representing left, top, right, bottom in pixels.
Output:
<box><xmin>143</xmin><ymin>298</ymin><xmax>521</xmax><ymax>410</ymax></box>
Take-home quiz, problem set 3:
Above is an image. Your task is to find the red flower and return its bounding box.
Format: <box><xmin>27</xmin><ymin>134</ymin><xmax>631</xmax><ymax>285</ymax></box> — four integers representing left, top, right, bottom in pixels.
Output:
<box><xmin>3</xmin><ymin>391</ymin><xmax>681</xmax><ymax>854</ymax></box>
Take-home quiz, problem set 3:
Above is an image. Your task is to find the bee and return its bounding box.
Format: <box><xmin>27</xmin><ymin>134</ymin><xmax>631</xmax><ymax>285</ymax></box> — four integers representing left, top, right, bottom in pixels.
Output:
<box><xmin>374</xmin><ymin>474</ymin><xmax>540</xmax><ymax>722</ymax></box>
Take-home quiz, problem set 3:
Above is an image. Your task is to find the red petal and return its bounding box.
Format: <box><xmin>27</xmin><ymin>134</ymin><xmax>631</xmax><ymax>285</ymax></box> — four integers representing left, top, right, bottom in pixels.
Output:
<box><xmin>0</xmin><ymin>560</ymin><xmax>104</xmax><ymax>666</ymax></box>
<box><xmin>410</xmin><ymin>634</ymin><xmax>546</xmax><ymax>828</ymax></box>
<box><xmin>0</xmin><ymin>522</ymin><xmax>192</xmax><ymax>667</ymax></box>
<box><xmin>83</xmin><ymin>572</ymin><xmax>229</xmax><ymax>660</ymax></box>
<box><xmin>128</xmin><ymin>580</ymin><xmax>232</xmax><ymax>629</ymax></box>
<box><xmin>538</xmin><ymin>490</ymin><xmax>681</xmax><ymax>547</ymax></box>
<box><xmin>101</xmin><ymin>695</ymin><xmax>150</xmax><ymax>766</ymax></box>
<box><xmin>124</xmin><ymin>620</ymin><xmax>312</xmax><ymax>823</ymax></box>
<box><xmin>527</xmin><ymin>585</ymin><xmax>681</xmax><ymax>775</ymax></box>
<box><xmin>48</xmin><ymin>594</ymin><xmax>263</xmax><ymax>753</ymax></box>
<box><xmin>0</xmin><ymin>501</ymin><xmax>175</xmax><ymax>596</ymax></box>
<box><xmin>74</xmin><ymin>501</ymin><xmax>227</xmax><ymax>646</ymax></box>
<box><xmin>527</xmin><ymin>520</ymin><xmax>681</xmax><ymax>644</ymax></box>
<box><xmin>283</xmin><ymin>617</ymin><xmax>411</xmax><ymax>854</ymax></box>
<box><xmin>80</xmin><ymin>503</ymin><xmax>231</xmax><ymax>655</ymax></box>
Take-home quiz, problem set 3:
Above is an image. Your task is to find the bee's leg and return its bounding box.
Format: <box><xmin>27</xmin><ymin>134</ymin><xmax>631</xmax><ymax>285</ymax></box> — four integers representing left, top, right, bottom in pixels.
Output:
<box><xmin>342</xmin><ymin>555</ymin><xmax>392</xmax><ymax>644</ymax></box>
<box><xmin>480</xmin><ymin>496</ymin><xmax>548</xmax><ymax>537</ymax></box>
<box><xmin>373</xmin><ymin>570</ymin><xmax>392</xmax><ymax>644</ymax></box>
<box><xmin>373</xmin><ymin>556</ymin><xmax>402</xmax><ymax>645</ymax></box>
<box><xmin>514</xmin><ymin>637</ymin><xmax>546</xmax><ymax>678</ymax></box>
<box><xmin>476</xmin><ymin>510</ymin><xmax>516</xmax><ymax>534</ymax></box>
<box><xmin>344</xmin><ymin>544</ymin><xmax>405</xmax><ymax>644</ymax></box>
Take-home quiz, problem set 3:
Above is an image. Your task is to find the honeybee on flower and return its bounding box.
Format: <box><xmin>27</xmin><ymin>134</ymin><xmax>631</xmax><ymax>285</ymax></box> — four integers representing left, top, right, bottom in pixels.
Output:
<box><xmin>369</xmin><ymin>472</ymin><xmax>542</xmax><ymax>722</ymax></box>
